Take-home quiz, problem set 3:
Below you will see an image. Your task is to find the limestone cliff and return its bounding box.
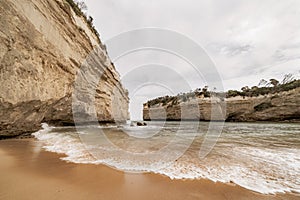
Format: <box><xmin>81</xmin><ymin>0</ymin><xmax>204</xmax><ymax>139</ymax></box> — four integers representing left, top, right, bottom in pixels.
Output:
<box><xmin>0</xmin><ymin>0</ymin><xmax>129</xmax><ymax>138</ymax></box>
<box><xmin>143</xmin><ymin>88</ymin><xmax>300</xmax><ymax>122</ymax></box>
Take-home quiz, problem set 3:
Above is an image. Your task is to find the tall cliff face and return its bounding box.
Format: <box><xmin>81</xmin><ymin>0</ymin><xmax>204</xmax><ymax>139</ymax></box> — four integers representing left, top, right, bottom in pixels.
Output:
<box><xmin>0</xmin><ymin>0</ymin><xmax>129</xmax><ymax>138</ymax></box>
<box><xmin>143</xmin><ymin>88</ymin><xmax>300</xmax><ymax>122</ymax></box>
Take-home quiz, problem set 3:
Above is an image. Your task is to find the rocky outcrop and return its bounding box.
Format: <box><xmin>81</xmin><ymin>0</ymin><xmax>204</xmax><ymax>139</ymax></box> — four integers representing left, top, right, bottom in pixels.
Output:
<box><xmin>0</xmin><ymin>0</ymin><xmax>129</xmax><ymax>138</ymax></box>
<box><xmin>143</xmin><ymin>88</ymin><xmax>300</xmax><ymax>122</ymax></box>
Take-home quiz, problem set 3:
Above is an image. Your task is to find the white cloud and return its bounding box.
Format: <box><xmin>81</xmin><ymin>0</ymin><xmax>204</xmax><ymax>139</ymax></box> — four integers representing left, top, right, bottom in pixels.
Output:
<box><xmin>84</xmin><ymin>0</ymin><xmax>300</xmax><ymax>119</ymax></box>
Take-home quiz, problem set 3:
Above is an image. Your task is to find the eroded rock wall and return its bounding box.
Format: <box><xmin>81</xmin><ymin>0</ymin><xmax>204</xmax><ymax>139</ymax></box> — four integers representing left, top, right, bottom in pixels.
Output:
<box><xmin>143</xmin><ymin>88</ymin><xmax>300</xmax><ymax>122</ymax></box>
<box><xmin>0</xmin><ymin>0</ymin><xmax>129</xmax><ymax>138</ymax></box>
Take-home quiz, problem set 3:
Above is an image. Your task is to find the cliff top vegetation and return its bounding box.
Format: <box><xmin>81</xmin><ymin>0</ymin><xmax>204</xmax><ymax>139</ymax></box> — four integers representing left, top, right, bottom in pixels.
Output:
<box><xmin>144</xmin><ymin>73</ymin><xmax>300</xmax><ymax>108</ymax></box>
<box><xmin>65</xmin><ymin>0</ymin><xmax>100</xmax><ymax>42</ymax></box>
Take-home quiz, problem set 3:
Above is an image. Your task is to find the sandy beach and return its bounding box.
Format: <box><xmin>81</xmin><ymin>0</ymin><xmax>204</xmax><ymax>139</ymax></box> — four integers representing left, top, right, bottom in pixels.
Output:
<box><xmin>0</xmin><ymin>139</ymin><xmax>298</xmax><ymax>200</ymax></box>
<box><xmin>1</xmin><ymin>0</ymin><xmax>300</xmax><ymax>199</ymax></box>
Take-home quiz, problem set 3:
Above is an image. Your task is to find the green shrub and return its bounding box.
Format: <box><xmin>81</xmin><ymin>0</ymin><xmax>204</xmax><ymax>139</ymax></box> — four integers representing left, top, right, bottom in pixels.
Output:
<box><xmin>65</xmin><ymin>0</ymin><xmax>100</xmax><ymax>40</ymax></box>
<box><xmin>144</xmin><ymin>78</ymin><xmax>300</xmax><ymax>107</ymax></box>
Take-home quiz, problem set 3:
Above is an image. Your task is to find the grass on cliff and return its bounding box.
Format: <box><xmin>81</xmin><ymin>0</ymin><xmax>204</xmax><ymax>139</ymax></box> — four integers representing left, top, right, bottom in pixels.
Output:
<box><xmin>65</xmin><ymin>0</ymin><xmax>100</xmax><ymax>39</ymax></box>
<box><xmin>226</xmin><ymin>79</ymin><xmax>300</xmax><ymax>98</ymax></box>
<box><xmin>145</xmin><ymin>77</ymin><xmax>300</xmax><ymax>108</ymax></box>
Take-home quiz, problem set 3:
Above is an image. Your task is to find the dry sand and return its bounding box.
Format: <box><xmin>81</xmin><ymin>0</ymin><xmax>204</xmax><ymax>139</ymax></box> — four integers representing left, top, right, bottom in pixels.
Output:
<box><xmin>0</xmin><ymin>139</ymin><xmax>299</xmax><ymax>200</ymax></box>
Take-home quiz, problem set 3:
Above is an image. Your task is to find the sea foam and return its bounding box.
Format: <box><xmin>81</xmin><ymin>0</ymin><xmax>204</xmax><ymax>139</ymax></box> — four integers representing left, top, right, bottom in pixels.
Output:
<box><xmin>33</xmin><ymin>122</ymin><xmax>300</xmax><ymax>194</ymax></box>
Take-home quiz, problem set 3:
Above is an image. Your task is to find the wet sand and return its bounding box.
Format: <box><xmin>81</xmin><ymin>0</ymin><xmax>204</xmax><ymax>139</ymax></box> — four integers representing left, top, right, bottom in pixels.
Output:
<box><xmin>0</xmin><ymin>139</ymin><xmax>299</xmax><ymax>200</ymax></box>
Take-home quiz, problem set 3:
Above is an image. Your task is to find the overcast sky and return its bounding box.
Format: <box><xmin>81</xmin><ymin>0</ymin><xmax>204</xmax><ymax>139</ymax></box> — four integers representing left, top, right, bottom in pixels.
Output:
<box><xmin>84</xmin><ymin>0</ymin><xmax>300</xmax><ymax>120</ymax></box>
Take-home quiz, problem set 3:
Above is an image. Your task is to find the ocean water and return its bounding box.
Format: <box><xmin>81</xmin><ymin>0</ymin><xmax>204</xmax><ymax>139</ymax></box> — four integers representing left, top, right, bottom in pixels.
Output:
<box><xmin>33</xmin><ymin>121</ymin><xmax>300</xmax><ymax>194</ymax></box>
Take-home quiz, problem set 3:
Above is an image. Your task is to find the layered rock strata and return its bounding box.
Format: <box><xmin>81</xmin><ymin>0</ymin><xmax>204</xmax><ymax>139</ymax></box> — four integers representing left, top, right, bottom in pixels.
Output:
<box><xmin>143</xmin><ymin>88</ymin><xmax>300</xmax><ymax>122</ymax></box>
<box><xmin>0</xmin><ymin>0</ymin><xmax>129</xmax><ymax>138</ymax></box>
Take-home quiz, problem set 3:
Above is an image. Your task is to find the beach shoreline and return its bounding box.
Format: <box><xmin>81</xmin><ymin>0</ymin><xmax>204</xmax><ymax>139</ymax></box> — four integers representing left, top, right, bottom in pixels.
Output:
<box><xmin>0</xmin><ymin>138</ymin><xmax>299</xmax><ymax>200</ymax></box>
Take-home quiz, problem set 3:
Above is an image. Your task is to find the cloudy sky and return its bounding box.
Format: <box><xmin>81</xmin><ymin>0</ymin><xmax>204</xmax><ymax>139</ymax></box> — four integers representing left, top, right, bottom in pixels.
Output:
<box><xmin>84</xmin><ymin>0</ymin><xmax>300</xmax><ymax>119</ymax></box>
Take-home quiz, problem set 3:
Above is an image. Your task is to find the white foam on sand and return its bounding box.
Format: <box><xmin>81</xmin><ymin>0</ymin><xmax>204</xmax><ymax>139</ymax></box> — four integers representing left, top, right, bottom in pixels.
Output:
<box><xmin>33</xmin><ymin>123</ymin><xmax>300</xmax><ymax>195</ymax></box>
